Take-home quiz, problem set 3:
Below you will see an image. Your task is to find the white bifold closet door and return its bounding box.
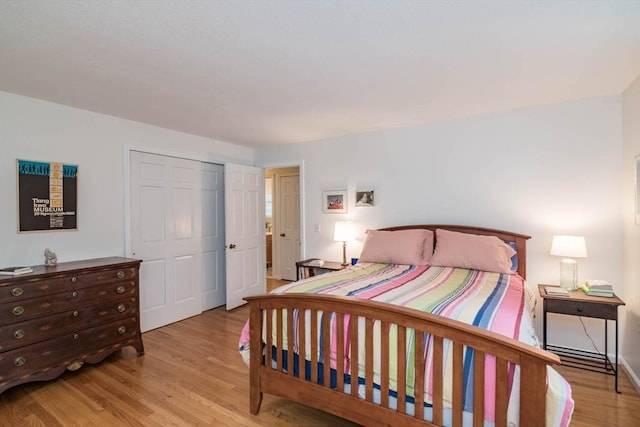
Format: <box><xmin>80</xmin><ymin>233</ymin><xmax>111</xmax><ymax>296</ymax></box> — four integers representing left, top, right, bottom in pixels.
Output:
<box><xmin>130</xmin><ymin>151</ymin><xmax>202</xmax><ymax>332</ymax></box>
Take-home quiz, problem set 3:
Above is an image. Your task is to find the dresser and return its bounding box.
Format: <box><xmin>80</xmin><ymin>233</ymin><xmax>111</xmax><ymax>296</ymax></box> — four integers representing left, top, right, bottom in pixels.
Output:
<box><xmin>0</xmin><ymin>257</ymin><xmax>144</xmax><ymax>393</ymax></box>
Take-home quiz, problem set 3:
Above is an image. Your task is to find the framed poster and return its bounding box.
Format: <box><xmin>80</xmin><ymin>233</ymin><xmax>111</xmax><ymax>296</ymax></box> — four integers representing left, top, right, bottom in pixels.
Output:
<box><xmin>17</xmin><ymin>159</ymin><xmax>78</xmax><ymax>232</ymax></box>
<box><xmin>322</xmin><ymin>190</ymin><xmax>347</xmax><ymax>214</ymax></box>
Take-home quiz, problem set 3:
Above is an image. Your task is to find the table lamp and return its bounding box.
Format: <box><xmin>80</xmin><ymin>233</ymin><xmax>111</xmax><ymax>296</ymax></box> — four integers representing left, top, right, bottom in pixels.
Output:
<box><xmin>333</xmin><ymin>221</ymin><xmax>355</xmax><ymax>266</ymax></box>
<box><xmin>550</xmin><ymin>235</ymin><xmax>587</xmax><ymax>290</ymax></box>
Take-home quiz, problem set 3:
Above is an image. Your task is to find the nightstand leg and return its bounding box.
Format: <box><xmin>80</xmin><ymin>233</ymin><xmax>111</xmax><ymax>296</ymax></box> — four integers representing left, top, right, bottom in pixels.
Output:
<box><xmin>615</xmin><ymin>318</ymin><xmax>620</xmax><ymax>393</ymax></box>
<box><xmin>604</xmin><ymin>319</ymin><xmax>608</xmax><ymax>371</ymax></box>
<box><xmin>542</xmin><ymin>300</ymin><xmax>547</xmax><ymax>350</ymax></box>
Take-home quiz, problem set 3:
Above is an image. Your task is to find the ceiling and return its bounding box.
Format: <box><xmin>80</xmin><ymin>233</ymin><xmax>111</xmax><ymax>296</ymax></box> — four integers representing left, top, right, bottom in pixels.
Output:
<box><xmin>1</xmin><ymin>1</ymin><xmax>640</xmax><ymax>148</ymax></box>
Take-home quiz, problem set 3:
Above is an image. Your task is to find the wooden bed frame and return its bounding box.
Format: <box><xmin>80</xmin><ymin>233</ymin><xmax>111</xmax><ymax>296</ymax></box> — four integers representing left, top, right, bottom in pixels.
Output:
<box><xmin>245</xmin><ymin>225</ymin><xmax>559</xmax><ymax>427</ymax></box>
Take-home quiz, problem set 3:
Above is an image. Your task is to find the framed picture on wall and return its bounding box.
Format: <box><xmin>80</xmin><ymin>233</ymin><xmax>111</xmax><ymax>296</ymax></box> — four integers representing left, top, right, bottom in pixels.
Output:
<box><xmin>17</xmin><ymin>159</ymin><xmax>78</xmax><ymax>232</ymax></box>
<box><xmin>355</xmin><ymin>190</ymin><xmax>375</xmax><ymax>207</ymax></box>
<box><xmin>322</xmin><ymin>190</ymin><xmax>347</xmax><ymax>214</ymax></box>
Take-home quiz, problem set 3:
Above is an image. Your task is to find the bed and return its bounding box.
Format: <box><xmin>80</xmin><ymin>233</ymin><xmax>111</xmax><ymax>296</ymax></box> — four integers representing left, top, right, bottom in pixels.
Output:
<box><xmin>239</xmin><ymin>225</ymin><xmax>574</xmax><ymax>427</ymax></box>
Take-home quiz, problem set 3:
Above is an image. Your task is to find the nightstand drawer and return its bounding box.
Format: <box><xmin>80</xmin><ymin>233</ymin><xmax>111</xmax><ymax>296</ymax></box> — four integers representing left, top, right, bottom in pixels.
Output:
<box><xmin>545</xmin><ymin>298</ymin><xmax>617</xmax><ymax>320</ymax></box>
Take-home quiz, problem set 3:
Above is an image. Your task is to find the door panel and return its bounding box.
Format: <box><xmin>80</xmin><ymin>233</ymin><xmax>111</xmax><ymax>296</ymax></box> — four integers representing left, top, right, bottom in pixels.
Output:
<box><xmin>201</xmin><ymin>163</ymin><xmax>226</xmax><ymax>310</ymax></box>
<box><xmin>130</xmin><ymin>151</ymin><xmax>202</xmax><ymax>332</ymax></box>
<box><xmin>225</xmin><ymin>164</ymin><xmax>265</xmax><ymax>310</ymax></box>
<box><xmin>280</xmin><ymin>175</ymin><xmax>300</xmax><ymax>281</ymax></box>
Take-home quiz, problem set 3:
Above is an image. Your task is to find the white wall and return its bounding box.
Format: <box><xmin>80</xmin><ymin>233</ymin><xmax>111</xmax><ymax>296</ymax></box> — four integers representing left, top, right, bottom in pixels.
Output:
<box><xmin>256</xmin><ymin>95</ymin><xmax>625</xmax><ymax>357</ymax></box>
<box><xmin>0</xmin><ymin>91</ymin><xmax>253</xmax><ymax>266</ymax></box>
<box><xmin>622</xmin><ymin>75</ymin><xmax>640</xmax><ymax>388</ymax></box>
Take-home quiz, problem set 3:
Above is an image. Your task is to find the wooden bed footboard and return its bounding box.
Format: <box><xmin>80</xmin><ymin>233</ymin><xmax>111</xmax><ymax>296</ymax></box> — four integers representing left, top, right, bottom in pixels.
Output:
<box><xmin>246</xmin><ymin>294</ymin><xmax>560</xmax><ymax>427</ymax></box>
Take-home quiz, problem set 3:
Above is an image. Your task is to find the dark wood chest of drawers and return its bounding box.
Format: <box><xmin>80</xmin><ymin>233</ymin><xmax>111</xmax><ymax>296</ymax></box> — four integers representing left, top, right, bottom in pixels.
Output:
<box><xmin>0</xmin><ymin>257</ymin><xmax>144</xmax><ymax>393</ymax></box>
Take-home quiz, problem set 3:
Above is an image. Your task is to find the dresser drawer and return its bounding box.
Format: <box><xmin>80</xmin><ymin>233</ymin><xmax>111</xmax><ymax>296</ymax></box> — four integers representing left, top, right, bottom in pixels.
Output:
<box><xmin>545</xmin><ymin>298</ymin><xmax>618</xmax><ymax>320</ymax></box>
<box><xmin>0</xmin><ymin>297</ymin><xmax>138</xmax><ymax>352</ymax></box>
<box><xmin>0</xmin><ymin>266</ymin><xmax>137</xmax><ymax>303</ymax></box>
<box><xmin>0</xmin><ymin>316</ymin><xmax>140</xmax><ymax>384</ymax></box>
<box><xmin>0</xmin><ymin>281</ymin><xmax>137</xmax><ymax>325</ymax></box>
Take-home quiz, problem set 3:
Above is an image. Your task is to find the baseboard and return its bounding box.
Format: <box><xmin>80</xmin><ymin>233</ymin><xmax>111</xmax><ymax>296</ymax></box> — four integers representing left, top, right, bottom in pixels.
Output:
<box><xmin>621</xmin><ymin>357</ymin><xmax>640</xmax><ymax>394</ymax></box>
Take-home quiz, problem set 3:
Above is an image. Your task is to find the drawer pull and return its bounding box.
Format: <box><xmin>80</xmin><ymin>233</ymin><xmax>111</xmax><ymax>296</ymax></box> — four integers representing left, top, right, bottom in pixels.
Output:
<box><xmin>117</xmin><ymin>304</ymin><xmax>126</xmax><ymax>313</ymax></box>
<box><xmin>12</xmin><ymin>306</ymin><xmax>24</xmax><ymax>316</ymax></box>
<box><xmin>14</xmin><ymin>329</ymin><xmax>25</xmax><ymax>340</ymax></box>
<box><xmin>14</xmin><ymin>357</ymin><xmax>26</xmax><ymax>367</ymax></box>
<box><xmin>11</xmin><ymin>287</ymin><xmax>24</xmax><ymax>297</ymax></box>
<box><xmin>116</xmin><ymin>285</ymin><xmax>126</xmax><ymax>294</ymax></box>
<box><xmin>73</xmin><ymin>333</ymin><xmax>79</xmax><ymax>339</ymax></box>
<box><xmin>117</xmin><ymin>271</ymin><xmax>126</xmax><ymax>279</ymax></box>
<box><xmin>71</xmin><ymin>291</ymin><xmax>79</xmax><ymax>298</ymax></box>
<box><xmin>72</xmin><ymin>310</ymin><xmax>79</xmax><ymax>317</ymax></box>
<box><xmin>577</xmin><ymin>307</ymin><xmax>583</xmax><ymax>313</ymax></box>
<box><xmin>71</xmin><ymin>277</ymin><xmax>77</xmax><ymax>283</ymax></box>
<box><xmin>118</xmin><ymin>326</ymin><xmax>127</xmax><ymax>334</ymax></box>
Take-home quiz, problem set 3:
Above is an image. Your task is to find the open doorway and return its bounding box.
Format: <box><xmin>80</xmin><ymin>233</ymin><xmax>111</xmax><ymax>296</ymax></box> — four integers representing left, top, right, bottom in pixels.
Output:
<box><xmin>265</xmin><ymin>166</ymin><xmax>300</xmax><ymax>281</ymax></box>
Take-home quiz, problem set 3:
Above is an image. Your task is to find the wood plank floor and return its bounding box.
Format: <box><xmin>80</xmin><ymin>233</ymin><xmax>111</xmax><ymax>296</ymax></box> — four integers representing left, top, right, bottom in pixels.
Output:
<box><xmin>0</xmin><ymin>301</ymin><xmax>638</xmax><ymax>426</ymax></box>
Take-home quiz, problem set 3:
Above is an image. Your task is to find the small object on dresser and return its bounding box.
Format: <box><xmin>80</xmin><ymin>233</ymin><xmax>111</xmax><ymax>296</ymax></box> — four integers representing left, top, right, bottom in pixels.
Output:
<box><xmin>0</xmin><ymin>266</ymin><xmax>33</xmax><ymax>275</ymax></box>
<box><xmin>545</xmin><ymin>286</ymin><xmax>569</xmax><ymax>296</ymax></box>
<box><xmin>44</xmin><ymin>248</ymin><xmax>57</xmax><ymax>266</ymax></box>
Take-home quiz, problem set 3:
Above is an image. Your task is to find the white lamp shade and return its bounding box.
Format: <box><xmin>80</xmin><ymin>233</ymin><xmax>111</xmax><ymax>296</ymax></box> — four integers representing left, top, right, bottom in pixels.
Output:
<box><xmin>550</xmin><ymin>235</ymin><xmax>587</xmax><ymax>258</ymax></box>
<box><xmin>333</xmin><ymin>221</ymin><xmax>355</xmax><ymax>242</ymax></box>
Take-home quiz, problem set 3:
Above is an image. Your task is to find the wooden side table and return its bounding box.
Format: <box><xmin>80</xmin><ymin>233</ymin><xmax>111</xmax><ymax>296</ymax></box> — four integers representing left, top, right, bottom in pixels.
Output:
<box><xmin>295</xmin><ymin>258</ymin><xmax>347</xmax><ymax>281</ymax></box>
<box><xmin>538</xmin><ymin>284</ymin><xmax>625</xmax><ymax>392</ymax></box>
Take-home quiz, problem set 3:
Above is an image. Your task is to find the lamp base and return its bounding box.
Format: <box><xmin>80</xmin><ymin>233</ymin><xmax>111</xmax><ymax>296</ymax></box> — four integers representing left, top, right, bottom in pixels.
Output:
<box><xmin>341</xmin><ymin>241</ymin><xmax>348</xmax><ymax>267</ymax></box>
<box><xmin>559</xmin><ymin>258</ymin><xmax>578</xmax><ymax>290</ymax></box>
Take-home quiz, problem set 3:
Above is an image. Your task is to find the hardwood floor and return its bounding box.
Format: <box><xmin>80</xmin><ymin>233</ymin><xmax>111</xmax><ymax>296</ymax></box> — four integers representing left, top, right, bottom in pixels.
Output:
<box><xmin>554</xmin><ymin>365</ymin><xmax>640</xmax><ymax>427</ymax></box>
<box><xmin>0</xmin><ymin>299</ymin><xmax>638</xmax><ymax>426</ymax></box>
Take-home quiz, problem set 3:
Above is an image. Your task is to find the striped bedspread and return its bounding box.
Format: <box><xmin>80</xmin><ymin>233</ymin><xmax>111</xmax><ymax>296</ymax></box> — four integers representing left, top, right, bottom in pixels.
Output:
<box><xmin>239</xmin><ymin>262</ymin><xmax>574</xmax><ymax>426</ymax></box>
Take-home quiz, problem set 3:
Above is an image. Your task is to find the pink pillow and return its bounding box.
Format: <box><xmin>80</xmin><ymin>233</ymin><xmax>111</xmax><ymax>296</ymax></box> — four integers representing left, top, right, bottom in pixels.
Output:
<box><xmin>430</xmin><ymin>229</ymin><xmax>516</xmax><ymax>274</ymax></box>
<box><xmin>359</xmin><ymin>229</ymin><xmax>434</xmax><ymax>265</ymax></box>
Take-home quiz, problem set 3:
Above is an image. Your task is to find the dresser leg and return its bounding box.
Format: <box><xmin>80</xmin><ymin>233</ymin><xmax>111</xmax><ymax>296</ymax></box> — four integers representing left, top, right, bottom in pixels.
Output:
<box><xmin>132</xmin><ymin>336</ymin><xmax>145</xmax><ymax>356</ymax></box>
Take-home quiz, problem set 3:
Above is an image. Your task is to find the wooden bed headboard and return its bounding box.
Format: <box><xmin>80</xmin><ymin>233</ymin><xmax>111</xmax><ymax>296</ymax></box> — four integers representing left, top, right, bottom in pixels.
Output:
<box><xmin>379</xmin><ymin>224</ymin><xmax>531</xmax><ymax>279</ymax></box>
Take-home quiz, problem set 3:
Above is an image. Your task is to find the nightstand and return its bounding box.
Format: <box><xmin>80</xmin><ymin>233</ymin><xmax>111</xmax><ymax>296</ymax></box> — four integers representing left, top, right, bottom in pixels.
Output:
<box><xmin>538</xmin><ymin>284</ymin><xmax>626</xmax><ymax>393</ymax></box>
<box><xmin>295</xmin><ymin>258</ymin><xmax>347</xmax><ymax>281</ymax></box>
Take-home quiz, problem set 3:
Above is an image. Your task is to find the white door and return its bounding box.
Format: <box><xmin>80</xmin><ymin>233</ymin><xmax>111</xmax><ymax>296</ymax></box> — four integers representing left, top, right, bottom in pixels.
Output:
<box><xmin>201</xmin><ymin>163</ymin><xmax>225</xmax><ymax>310</ymax></box>
<box><xmin>225</xmin><ymin>163</ymin><xmax>265</xmax><ymax>310</ymax></box>
<box><xmin>130</xmin><ymin>151</ymin><xmax>202</xmax><ymax>332</ymax></box>
<box><xmin>279</xmin><ymin>174</ymin><xmax>300</xmax><ymax>281</ymax></box>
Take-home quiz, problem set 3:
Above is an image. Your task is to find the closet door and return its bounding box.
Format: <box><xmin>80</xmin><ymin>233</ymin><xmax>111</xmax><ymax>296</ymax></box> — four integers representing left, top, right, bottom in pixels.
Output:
<box><xmin>201</xmin><ymin>163</ymin><xmax>225</xmax><ymax>310</ymax></box>
<box><xmin>130</xmin><ymin>151</ymin><xmax>202</xmax><ymax>331</ymax></box>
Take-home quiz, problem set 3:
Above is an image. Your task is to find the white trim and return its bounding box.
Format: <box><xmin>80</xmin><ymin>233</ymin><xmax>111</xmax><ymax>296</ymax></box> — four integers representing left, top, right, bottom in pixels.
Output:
<box><xmin>621</xmin><ymin>357</ymin><xmax>640</xmax><ymax>394</ymax></box>
<box><xmin>125</xmin><ymin>144</ymin><xmax>251</xmax><ymax>165</ymax></box>
<box><xmin>259</xmin><ymin>159</ymin><xmax>306</xmax><ymax>273</ymax></box>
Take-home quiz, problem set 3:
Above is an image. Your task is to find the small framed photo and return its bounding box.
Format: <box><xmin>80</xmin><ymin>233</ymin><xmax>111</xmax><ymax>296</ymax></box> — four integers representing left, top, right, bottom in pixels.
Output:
<box><xmin>322</xmin><ymin>190</ymin><xmax>347</xmax><ymax>214</ymax></box>
<box><xmin>355</xmin><ymin>190</ymin><xmax>375</xmax><ymax>207</ymax></box>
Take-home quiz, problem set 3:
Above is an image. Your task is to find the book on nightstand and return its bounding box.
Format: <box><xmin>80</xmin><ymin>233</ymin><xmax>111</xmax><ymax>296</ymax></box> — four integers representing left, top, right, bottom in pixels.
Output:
<box><xmin>545</xmin><ymin>286</ymin><xmax>569</xmax><ymax>296</ymax></box>
<box><xmin>580</xmin><ymin>280</ymin><xmax>614</xmax><ymax>297</ymax></box>
<box><xmin>0</xmin><ymin>266</ymin><xmax>33</xmax><ymax>276</ymax></box>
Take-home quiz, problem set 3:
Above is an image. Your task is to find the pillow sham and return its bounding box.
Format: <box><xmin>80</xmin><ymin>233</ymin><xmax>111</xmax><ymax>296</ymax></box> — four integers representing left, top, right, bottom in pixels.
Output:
<box><xmin>508</xmin><ymin>241</ymin><xmax>518</xmax><ymax>272</ymax></box>
<box><xmin>359</xmin><ymin>229</ymin><xmax>434</xmax><ymax>265</ymax></box>
<box><xmin>430</xmin><ymin>228</ymin><xmax>516</xmax><ymax>274</ymax></box>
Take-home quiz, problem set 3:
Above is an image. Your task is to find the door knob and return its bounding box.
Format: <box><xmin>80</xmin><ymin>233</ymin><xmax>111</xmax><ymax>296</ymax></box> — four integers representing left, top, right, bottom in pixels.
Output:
<box><xmin>280</xmin><ymin>233</ymin><xmax>285</xmax><ymax>237</ymax></box>
<box><xmin>229</xmin><ymin>243</ymin><xmax>236</xmax><ymax>249</ymax></box>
